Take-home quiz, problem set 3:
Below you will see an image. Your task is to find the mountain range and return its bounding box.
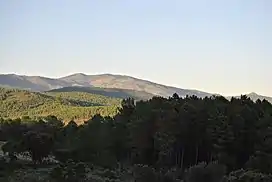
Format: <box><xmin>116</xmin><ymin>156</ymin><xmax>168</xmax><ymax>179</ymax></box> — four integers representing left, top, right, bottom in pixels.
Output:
<box><xmin>0</xmin><ymin>73</ymin><xmax>271</xmax><ymax>103</ymax></box>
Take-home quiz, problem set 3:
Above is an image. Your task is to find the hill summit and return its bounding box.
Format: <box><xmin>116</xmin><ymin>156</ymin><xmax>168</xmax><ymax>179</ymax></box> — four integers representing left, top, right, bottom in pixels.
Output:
<box><xmin>0</xmin><ymin>73</ymin><xmax>271</xmax><ymax>103</ymax></box>
<box><xmin>0</xmin><ymin>73</ymin><xmax>214</xmax><ymax>98</ymax></box>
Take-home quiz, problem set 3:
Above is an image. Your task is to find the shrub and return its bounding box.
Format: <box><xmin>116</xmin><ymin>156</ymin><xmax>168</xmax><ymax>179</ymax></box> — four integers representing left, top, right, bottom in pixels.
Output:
<box><xmin>222</xmin><ymin>169</ymin><xmax>272</xmax><ymax>182</ymax></box>
<box><xmin>133</xmin><ymin>164</ymin><xmax>158</xmax><ymax>182</ymax></box>
<box><xmin>50</xmin><ymin>160</ymin><xmax>88</xmax><ymax>182</ymax></box>
<box><xmin>184</xmin><ymin>161</ymin><xmax>226</xmax><ymax>182</ymax></box>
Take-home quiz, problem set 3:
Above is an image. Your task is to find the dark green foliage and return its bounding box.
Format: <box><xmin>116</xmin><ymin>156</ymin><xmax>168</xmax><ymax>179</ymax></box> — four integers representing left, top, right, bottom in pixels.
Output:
<box><xmin>133</xmin><ymin>164</ymin><xmax>158</xmax><ymax>182</ymax></box>
<box><xmin>132</xmin><ymin>164</ymin><xmax>177</xmax><ymax>182</ymax></box>
<box><xmin>246</xmin><ymin>152</ymin><xmax>272</xmax><ymax>173</ymax></box>
<box><xmin>1</xmin><ymin>141</ymin><xmax>24</xmax><ymax>160</ymax></box>
<box><xmin>184</xmin><ymin>162</ymin><xmax>226</xmax><ymax>182</ymax></box>
<box><xmin>1</xmin><ymin>93</ymin><xmax>272</xmax><ymax>181</ymax></box>
<box><xmin>50</xmin><ymin>160</ymin><xmax>88</xmax><ymax>182</ymax></box>
<box><xmin>22</xmin><ymin>131</ymin><xmax>54</xmax><ymax>163</ymax></box>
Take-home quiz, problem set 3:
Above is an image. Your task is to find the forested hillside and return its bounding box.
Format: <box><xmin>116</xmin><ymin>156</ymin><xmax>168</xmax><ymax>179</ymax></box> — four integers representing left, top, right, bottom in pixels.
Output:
<box><xmin>48</xmin><ymin>86</ymin><xmax>155</xmax><ymax>100</ymax></box>
<box><xmin>0</xmin><ymin>87</ymin><xmax>120</xmax><ymax>121</ymax></box>
<box><xmin>47</xmin><ymin>91</ymin><xmax>121</xmax><ymax>106</ymax></box>
<box><xmin>0</xmin><ymin>94</ymin><xmax>272</xmax><ymax>181</ymax></box>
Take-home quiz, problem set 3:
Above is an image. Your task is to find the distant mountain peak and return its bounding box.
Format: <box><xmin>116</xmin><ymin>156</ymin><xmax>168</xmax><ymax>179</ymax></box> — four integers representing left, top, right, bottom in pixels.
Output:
<box><xmin>4</xmin><ymin>73</ymin><xmax>20</xmax><ymax>77</ymax></box>
<box><xmin>0</xmin><ymin>73</ymin><xmax>271</xmax><ymax>103</ymax></box>
<box><xmin>60</xmin><ymin>73</ymin><xmax>90</xmax><ymax>81</ymax></box>
<box><xmin>248</xmin><ymin>92</ymin><xmax>258</xmax><ymax>96</ymax></box>
<box><xmin>67</xmin><ymin>73</ymin><xmax>88</xmax><ymax>77</ymax></box>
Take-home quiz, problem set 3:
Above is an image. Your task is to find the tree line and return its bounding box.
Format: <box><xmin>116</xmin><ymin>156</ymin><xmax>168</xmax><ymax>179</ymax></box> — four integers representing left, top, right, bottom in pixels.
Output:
<box><xmin>0</xmin><ymin>94</ymin><xmax>272</xmax><ymax>181</ymax></box>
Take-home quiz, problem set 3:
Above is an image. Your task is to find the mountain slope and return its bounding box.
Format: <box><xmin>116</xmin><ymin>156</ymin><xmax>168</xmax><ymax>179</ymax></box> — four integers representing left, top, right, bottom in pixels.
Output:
<box><xmin>48</xmin><ymin>86</ymin><xmax>155</xmax><ymax>100</ymax></box>
<box><xmin>60</xmin><ymin>73</ymin><xmax>214</xmax><ymax>97</ymax></box>
<box><xmin>0</xmin><ymin>74</ymin><xmax>69</xmax><ymax>91</ymax></box>
<box><xmin>47</xmin><ymin>90</ymin><xmax>121</xmax><ymax>106</ymax></box>
<box><xmin>0</xmin><ymin>73</ymin><xmax>271</xmax><ymax>102</ymax></box>
<box><xmin>0</xmin><ymin>87</ymin><xmax>120</xmax><ymax>120</ymax></box>
<box><xmin>0</xmin><ymin>73</ymin><xmax>214</xmax><ymax>98</ymax></box>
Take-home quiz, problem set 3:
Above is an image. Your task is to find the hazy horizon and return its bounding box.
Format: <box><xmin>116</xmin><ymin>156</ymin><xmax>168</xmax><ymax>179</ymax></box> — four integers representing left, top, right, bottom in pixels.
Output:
<box><xmin>0</xmin><ymin>0</ymin><xmax>271</xmax><ymax>96</ymax></box>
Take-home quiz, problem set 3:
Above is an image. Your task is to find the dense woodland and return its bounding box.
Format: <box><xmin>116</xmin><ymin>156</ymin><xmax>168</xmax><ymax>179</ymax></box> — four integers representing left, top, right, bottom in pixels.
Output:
<box><xmin>0</xmin><ymin>93</ymin><xmax>272</xmax><ymax>181</ymax></box>
<box><xmin>0</xmin><ymin>88</ymin><xmax>120</xmax><ymax>122</ymax></box>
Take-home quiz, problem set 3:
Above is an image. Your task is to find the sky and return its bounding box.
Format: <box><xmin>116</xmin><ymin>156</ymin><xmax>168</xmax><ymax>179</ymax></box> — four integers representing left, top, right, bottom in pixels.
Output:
<box><xmin>0</xmin><ymin>0</ymin><xmax>271</xmax><ymax>96</ymax></box>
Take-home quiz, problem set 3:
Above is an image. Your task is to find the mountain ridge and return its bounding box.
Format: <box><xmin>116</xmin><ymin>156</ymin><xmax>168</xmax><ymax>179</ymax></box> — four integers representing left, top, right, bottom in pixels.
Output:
<box><xmin>0</xmin><ymin>73</ymin><xmax>271</xmax><ymax>102</ymax></box>
<box><xmin>0</xmin><ymin>73</ymin><xmax>215</xmax><ymax>98</ymax></box>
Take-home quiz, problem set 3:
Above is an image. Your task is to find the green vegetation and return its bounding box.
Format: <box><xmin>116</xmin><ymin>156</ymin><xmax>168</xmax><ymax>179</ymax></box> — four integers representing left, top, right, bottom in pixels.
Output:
<box><xmin>0</xmin><ymin>87</ymin><xmax>120</xmax><ymax>121</ymax></box>
<box><xmin>49</xmin><ymin>86</ymin><xmax>155</xmax><ymax>100</ymax></box>
<box><xmin>0</xmin><ymin>94</ymin><xmax>272</xmax><ymax>181</ymax></box>
<box><xmin>47</xmin><ymin>90</ymin><xmax>122</xmax><ymax>106</ymax></box>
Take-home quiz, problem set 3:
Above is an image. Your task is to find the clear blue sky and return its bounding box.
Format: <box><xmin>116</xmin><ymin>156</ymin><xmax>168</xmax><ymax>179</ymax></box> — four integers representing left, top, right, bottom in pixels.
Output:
<box><xmin>0</xmin><ymin>0</ymin><xmax>271</xmax><ymax>96</ymax></box>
